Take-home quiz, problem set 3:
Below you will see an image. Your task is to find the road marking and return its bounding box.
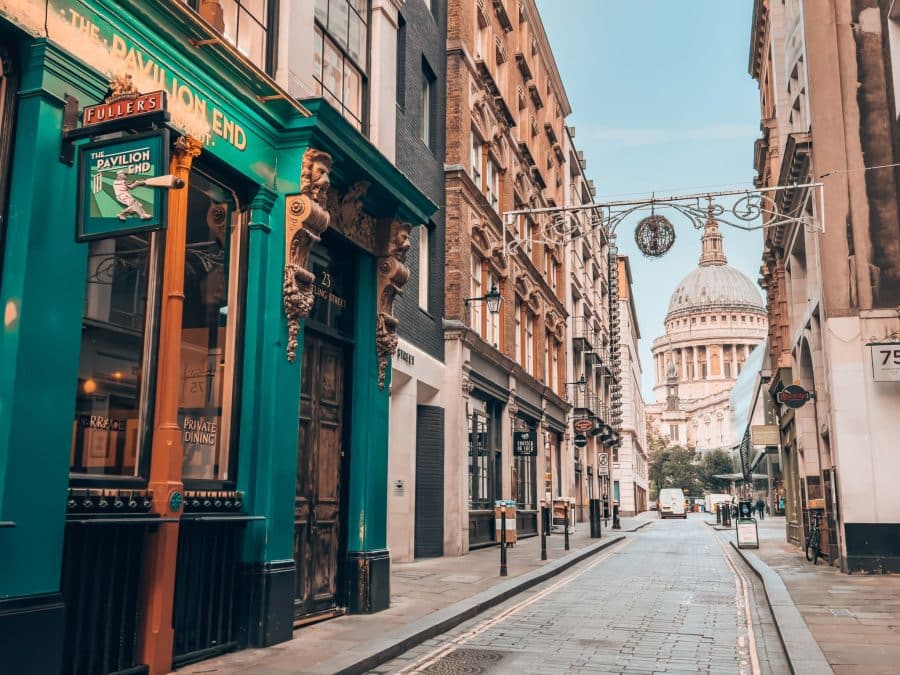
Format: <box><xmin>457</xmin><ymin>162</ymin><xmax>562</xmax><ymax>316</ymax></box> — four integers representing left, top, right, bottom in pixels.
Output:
<box><xmin>716</xmin><ymin>536</ymin><xmax>762</xmax><ymax>675</ymax></box>
<box><xmin>396</xmin><ymin>538</ymin><xmax>632</xmax><ymax>674</ymax></box>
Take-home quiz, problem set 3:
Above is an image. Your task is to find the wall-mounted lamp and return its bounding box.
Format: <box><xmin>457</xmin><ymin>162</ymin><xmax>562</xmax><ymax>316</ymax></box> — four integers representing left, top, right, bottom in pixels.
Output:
<box><xmin>566</xmin><ymin>374</ymin><xmax>587</xmax><ymax>395</ymax></box>
<box><xmin>465</xmin><ymin>282</ymin><xmax>503</xmax><ymax>315</ymax></box>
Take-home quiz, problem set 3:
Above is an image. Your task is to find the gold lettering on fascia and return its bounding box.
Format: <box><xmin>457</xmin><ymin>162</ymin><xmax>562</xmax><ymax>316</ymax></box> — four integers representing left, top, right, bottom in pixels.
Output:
<box><xmin>17</xmin><ymin>2</ymin><xmax>249</xmax><ymax>151</ymax></box>
<box><xmin>313</xmin><ymin>283</ymin><xmax>347</xmax><ymax>308</ymax></box>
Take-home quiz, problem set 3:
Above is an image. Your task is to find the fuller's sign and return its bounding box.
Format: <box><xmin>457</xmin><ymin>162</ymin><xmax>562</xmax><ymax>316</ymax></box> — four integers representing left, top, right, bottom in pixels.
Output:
<box><xmin>77</xmin><ymin>130</ymin><xmax>170</xmax><ymax>241</ymax></box>
<box><xmin>83</xmin><ymin>90</ymin><xmax>166</xmax><ymax>126</ymax></box>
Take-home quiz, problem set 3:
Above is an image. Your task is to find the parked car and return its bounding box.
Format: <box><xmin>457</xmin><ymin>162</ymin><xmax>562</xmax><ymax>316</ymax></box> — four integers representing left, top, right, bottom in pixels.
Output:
<box><xmin>648</xmin><ymin>500</ymin><xmax>657</xmax><ymax>511</ymax></box>
<box><xmin>657</xmin><ymin>488</ymin><xmax>688</xmax><ymax>519</ymax></box>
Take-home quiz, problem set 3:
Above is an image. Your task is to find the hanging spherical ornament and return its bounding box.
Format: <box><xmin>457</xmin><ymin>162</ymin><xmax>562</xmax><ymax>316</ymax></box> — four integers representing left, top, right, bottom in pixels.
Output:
<box><xmin>634</xmin><ymin>214</ymin><xmax>676</xmax><ymax>258</ymax></box>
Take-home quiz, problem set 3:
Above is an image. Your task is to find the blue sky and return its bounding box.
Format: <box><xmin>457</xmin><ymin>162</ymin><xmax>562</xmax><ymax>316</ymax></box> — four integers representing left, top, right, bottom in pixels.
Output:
<box><xmin>535</xmin><ymin>0</ymin><xmax>764</xmax><ymax>400</ymax></box>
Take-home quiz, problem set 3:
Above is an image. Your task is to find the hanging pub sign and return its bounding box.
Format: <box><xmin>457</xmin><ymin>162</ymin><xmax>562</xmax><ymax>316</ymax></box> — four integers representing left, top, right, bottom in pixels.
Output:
<box><xmin>867</xmin><ymin>341</ymin><xmax>900</xmax><ymax>382</ymax></box>
<box><xmin>76</xmin><ymin>129</ymin><xmax>171</xmax><ymax>241</ymax></box>
<box><xmin>776</xmin><ymin>384</ymin><xmax>814</xmax><ymax>409</ymax></box>
<box><xmin>513</xmin><ymin>430</ymin><xmax>537</xmax><ymax>456</ymax></box>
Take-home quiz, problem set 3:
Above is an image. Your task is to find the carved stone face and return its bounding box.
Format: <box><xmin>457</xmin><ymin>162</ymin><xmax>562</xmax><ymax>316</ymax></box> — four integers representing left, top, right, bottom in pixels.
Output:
<box><xmin>301</xmin><ymin>149</ymin><xmax>332</xmax><ymax>207</ymax></box>
<box><xmin>392</xmin><ymin>224</ymin><xmax>411</xmax><ymax>261</ymax></box>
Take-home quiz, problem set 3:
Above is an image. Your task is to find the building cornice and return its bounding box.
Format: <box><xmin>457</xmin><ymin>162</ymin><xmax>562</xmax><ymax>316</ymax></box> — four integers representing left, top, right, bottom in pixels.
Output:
<box><xmin>520</xmin><ymin>0</ymin><xmax>572</xmax><ymax>116</ymax></box>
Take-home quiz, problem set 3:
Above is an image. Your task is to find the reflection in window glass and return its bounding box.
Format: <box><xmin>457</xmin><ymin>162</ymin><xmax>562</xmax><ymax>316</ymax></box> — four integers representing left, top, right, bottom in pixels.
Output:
<box><xmin>183</xmin><ymin>0</ymin><xmax>272</xmax><ymax>74</ymax></box>
<box><xmin>314</xmin><ymin>0</ymin><xmax>368</xmax><ymax>131</ymax></box>
<box><xmin>71</xmin><ymin>234</ymin><xmax>154</xmax><ymax>478</ymax></box>
<box><xmin>178</xmin><ymin>172</ymin><xmax>242</xmax><ymax>482</ymax></box>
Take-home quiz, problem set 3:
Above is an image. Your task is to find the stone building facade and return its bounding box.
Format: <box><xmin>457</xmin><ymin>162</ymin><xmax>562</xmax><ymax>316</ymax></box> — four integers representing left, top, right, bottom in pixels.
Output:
<box><xmin>614</xmin><ymin>256</ymin><xmax>648</xmax><ymax>516</ymax></box>
<box><xmin>750</xmin><ymin>0</ymin><xmax>900</xmax><ymax>572</ymax></box>
<box><xmin>646</xmin><ymin>215</ymin><xmax>768</xmax><ymax>454</ymax></box>
<box><xmin>443</xmin><ymin>0</ymin><xmax>572</xmax><ymax>553</ymax></box>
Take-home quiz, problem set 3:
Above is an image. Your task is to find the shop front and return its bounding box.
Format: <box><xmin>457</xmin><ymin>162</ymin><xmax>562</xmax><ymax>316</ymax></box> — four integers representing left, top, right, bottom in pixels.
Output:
<box><xmin>467</xmin><ymin>387</ymin><xmax>504</xmax><ymax>548</ymax></box>
<box><xmin>512</xmin><ymin>413</ymin><xmax>539</xmax><ymax>537</ymax></box>
<box><xmin>0</xmin><ymin>3</ymin><xmax>434</xmax><ymax>674</ymax></box>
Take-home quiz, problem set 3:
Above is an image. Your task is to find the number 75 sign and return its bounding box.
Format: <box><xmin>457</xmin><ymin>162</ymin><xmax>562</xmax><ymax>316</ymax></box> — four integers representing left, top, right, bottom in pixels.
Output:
<box><xmin>869</xmin><ymin>343</ymin><xmax>900</xmax><ymax>381</ymax></box>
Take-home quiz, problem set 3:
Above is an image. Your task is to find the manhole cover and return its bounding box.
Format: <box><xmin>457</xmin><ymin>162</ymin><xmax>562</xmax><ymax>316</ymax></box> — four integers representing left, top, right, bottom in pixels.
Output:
<box><xmin>420</xmin><ymin>648</ymin><xmax>507</xmax><ymax>674</ymax></box>
<box><xmin>830</xmin><ymin>608</ymin><xmax>854</xmax><ymax>617</ymax></box>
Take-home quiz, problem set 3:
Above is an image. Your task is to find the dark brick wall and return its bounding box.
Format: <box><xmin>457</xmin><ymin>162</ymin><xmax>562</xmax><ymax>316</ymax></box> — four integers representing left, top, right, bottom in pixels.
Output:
<box><xmin>395</xmin><ymin>0</ymin><xmax>446</xmax><ymax>362</ymax></box>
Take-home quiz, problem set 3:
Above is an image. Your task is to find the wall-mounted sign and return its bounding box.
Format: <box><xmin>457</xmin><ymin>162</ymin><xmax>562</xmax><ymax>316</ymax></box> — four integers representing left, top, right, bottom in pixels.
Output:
<box><xmin>597</xmin><ymin>452</ymin><xmax>609</xmax><ymax>475</ymax></box>
<box><xmin>396</xmin><ymin>348</ymin><xmax>415</xmax><ymax>366</ymax></box>
<box><xmin>751</xmin><ymin>424</ymin><xmax>780</xmax><ymax>446</ymax></box>
<box><xmin>77</xmin><ymin>130</ymin><xmax>170</xmax><ymax>241</ymax></box>
<box><xmin>573</xmin><ymin>418</ymin><xmax>594</xmax><ymax>434</ymax></box>
<box><xmin>868</xmin><ymin>342</ymin><xmax>900</xmax><ymax>382</ymax></box>
<box><xmin>393</xmin><ymin>479</ymin><xmax>405</xmax><ymax>497</ymax></box>
<box><xmin>573</xmin><ymin>433</ymin><xmax>587</xmax><ymax>449</ymax></box>
<box><xmin>776</xmin><ymin>384</ymin><xmax>814</xmax><ymax>409</ymax></box>
<box><xmin>83</xmin><ymin>90</ymin><xmax>166</xmax><ymax>126</ymax></box>
<box><xmin>513</xmin><ymin>430</ymin><xmax>537</xmax><ymax>456</ymax></box>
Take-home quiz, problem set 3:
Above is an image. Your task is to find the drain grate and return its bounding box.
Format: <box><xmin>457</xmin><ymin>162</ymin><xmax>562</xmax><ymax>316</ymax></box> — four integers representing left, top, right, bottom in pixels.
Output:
<box><xmin>420</xmin><ymin>648</ymin><xmax>508</xmax><ymax>674</ymax></box>
<box><xmin>829</xmin><ymin>608</ymin><xmax>854</xmax><ymax>617</ymax></box>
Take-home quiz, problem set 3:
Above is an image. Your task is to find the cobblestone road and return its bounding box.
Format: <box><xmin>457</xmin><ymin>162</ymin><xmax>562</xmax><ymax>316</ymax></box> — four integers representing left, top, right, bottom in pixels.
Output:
<box><xmin>376</xmin><ymin>516</ymin><xmax>788</xmax><ymax>674</ymax></box>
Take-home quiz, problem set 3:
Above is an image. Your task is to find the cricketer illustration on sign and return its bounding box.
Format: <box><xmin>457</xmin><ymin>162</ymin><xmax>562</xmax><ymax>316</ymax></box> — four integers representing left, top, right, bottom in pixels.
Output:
<box><xmin>78</xmin><ymin>131</ymin><xmax>168</xmax><ymax>241</ymax></box>
<box><xmin>112</xmin><ymin>170</ymin><xmax>152</xmax><ymax>220</ymax></box>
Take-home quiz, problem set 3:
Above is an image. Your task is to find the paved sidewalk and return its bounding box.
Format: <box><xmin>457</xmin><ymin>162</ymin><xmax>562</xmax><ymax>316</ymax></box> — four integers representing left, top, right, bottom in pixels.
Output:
<box><xmin>724</xmin><ymin>516</ymin><xmax>900</xmax><ymax>675</ymax></box>
<box><xmin>177</xmin><ymin>512</ymin><xmax>655</xmax><ymax>674</ymax></box>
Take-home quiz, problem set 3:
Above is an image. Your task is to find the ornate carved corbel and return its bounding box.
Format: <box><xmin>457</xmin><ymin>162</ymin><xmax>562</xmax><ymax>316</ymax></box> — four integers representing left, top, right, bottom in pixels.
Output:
<box><xmin>375</xmin><ymin>220</ymin><xmax>412</xmax><ymax>389</ymax></box>
<box><xmin>283</xmin><ymin>148</ymin><xmax>332</xmax><ymax>363</ymax></box>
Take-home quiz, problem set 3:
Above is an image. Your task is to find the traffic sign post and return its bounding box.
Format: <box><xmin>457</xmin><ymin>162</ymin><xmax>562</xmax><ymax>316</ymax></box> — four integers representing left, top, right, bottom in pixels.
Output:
<box><xmin>574</xmin><ymin>433</ymin><xmax>587</xmax><ymax>448</ymax></box>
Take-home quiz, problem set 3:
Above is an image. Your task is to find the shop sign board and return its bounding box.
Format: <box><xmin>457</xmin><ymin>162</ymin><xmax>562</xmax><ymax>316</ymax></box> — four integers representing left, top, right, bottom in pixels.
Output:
<box><xmin>751</xmin><ymin>424</ymin><xmax>780</xmax><ymax>446</ymax></box>
<box><xmin>777</xmin><ymin>384</ymin><xmax>814</xmax><ymax>409</ymax></box>
<box><xmin>0</xmin><ymin>0</ymin><xmax>263</xmax><ymax>166</ymax></box>
<box><xmin>868</xmin><ymin>342</ymin><xmax>900</xmax><ymax>382</ymax></box>
<box><xmin>573</xmin><ymin>418</ymin><xmax>594</xmax><ymax>434</ymax></box>
<box><xmin>83</xmin><ymin>90</ymin><xmax>166</xmax><ymax>126</ymax></box>
<box><xmin>77</xmin><ymin>130</ymin><xmax>169</xmax><ymax>241</ymax></box>
<box><xmin>736</xmin><ymin>518</ymin><xmax>759</xmax><ymax>549</ymax></box>
<box><xmin>513</xmin><ymin>430</ymin><xmax>537</xmax><ymax>456</ymax></box>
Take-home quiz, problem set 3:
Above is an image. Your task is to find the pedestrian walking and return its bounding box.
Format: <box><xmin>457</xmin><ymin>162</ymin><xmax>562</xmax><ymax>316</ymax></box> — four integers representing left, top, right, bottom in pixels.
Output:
<box><xmin>756</xmin><ymin>497</ymin><xmax>765</xmax><ymax>520</ymax></box>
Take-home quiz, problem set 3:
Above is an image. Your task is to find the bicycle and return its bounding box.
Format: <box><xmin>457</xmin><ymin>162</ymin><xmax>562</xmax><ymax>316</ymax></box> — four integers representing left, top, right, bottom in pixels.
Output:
<box><xmin>805</xmin><ymin>511</ymin><xmax>822</xmax><ymax>564</ymax></box>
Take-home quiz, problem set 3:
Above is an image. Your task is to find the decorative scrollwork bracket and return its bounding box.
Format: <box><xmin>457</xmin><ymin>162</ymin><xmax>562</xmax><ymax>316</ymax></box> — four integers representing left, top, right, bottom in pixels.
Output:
<box><xmin>375</xmin><ymin>220</ymin><xmax>412</xmax><ymax>389</ymax></box>
<box><xmin>283</xmin><ymin>148</ymin><xmax>332</xmax><ymax>363</ymax></box>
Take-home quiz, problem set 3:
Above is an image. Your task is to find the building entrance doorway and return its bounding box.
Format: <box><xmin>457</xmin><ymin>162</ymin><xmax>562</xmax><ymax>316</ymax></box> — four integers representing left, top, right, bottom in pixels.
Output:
<box><xmin>294</xmin><ymin>331</ymin><xmax>347</xmax><ymax>622</ymax></box>
<box><xmin>293</xmin><ymin>239</ymin><xmax>355</xmax><ymax>624</ymax></box>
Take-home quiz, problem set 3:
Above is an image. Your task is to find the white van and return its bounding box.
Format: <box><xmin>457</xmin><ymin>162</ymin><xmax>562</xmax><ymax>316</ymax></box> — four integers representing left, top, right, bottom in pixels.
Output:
<box><xmin>658</xmin><ymin>488</ymin><xmax>687</xmax><ymax>519</ymax></box>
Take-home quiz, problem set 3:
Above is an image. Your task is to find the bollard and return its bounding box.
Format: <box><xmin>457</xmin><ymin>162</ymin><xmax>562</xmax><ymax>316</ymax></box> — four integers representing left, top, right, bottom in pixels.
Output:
<box><xmin>612</xmin><ymin>503</ymin><xmax>621</xmax><ymax>530</ymax></box>
<box><xmin>564</xmin><ymin>504</ymin><xmax>570</xmax><ymax>550</ymax></box>
<box><xmin>540</xmin><ymin>506</ymin><xmax>548</xmax><ymax>561</ymax></box>
<box><xmin>589</xmin><ymin>498</ymin><xmax>601</xmax><ymax>538</ymax></box>
<box><xmin>500</xmin><ymin>504</ymin><xmax>508</xmax><ymax>576</ymax></box>
<box><xmin>716</xmin><ymin>504</ymin><xmax>722</xmax><ymax>524</ymax></box>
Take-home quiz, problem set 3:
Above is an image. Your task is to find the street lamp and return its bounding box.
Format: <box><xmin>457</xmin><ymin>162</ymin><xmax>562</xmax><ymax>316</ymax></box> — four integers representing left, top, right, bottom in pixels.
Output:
<box><xmin>565</xmin><ymin>374</ymin><xmax>587</xmax><ymax>395</ymax></box>
<box><xmin>465</xmin><ymin>282</ymin><xmax>503</xmax><ymax>315</ymax></box>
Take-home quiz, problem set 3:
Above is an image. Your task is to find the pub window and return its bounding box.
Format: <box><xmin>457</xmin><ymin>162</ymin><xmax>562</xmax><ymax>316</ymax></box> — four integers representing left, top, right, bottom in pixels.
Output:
<box><xmin>314</xmin><ymin>0</ymin><xmax>369</xmax><ymax>131</ymax></box>
<box><xmin>178</xmin><ymin>171</ymin><xmax>246</xmax><ymax>483</ymax></box>
<box><xmin>71</xmin><ymin>232</ymin><xmax>160</xmax><ymax>480</ymax></box>
<box><xmin>182</xmin><ymin>0</ymin><xmax>276</xmax><ymax>75</ymax></box>
<box><xmin>515</xmin><ymin>454</ymin><xmax>536</xmax><ymax>510</ymax></box>
<box><xmin>468</xmin><ymin>410</ymin><xmax>491</xmax><ymax>509</ymax></box>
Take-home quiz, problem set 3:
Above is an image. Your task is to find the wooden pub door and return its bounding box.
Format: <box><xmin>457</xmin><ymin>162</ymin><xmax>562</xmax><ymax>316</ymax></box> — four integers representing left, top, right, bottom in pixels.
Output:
<box><xmin>294</xmin><ymin>332</ymin><xmax>347</xmax><ymax>622</ymax></box>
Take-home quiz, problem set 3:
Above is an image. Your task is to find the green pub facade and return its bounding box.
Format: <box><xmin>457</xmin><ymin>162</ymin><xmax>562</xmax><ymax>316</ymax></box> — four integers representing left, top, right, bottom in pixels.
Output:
<box><xmin>0</xmin><ymin>1</ymin><xmax>435</xmax><ymax>673</ymax></box>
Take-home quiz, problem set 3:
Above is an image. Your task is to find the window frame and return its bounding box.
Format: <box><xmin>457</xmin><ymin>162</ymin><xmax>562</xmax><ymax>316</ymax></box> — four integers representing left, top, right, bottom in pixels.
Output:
<box><xmin>68</xmin><ymin>231</ymin><xmax>164</xmax><ymax>488</ymax></box>
<box><xmin>418</xmin><ymin>224</ymin><xmax>429</xmax><ymax>311</ymax></box>
<box><xmin>179</xmin><ymin>167</ymin><xmax>250</xmax><ymax>491</ymax></box>
<box><xmin>313</xmin><ymin>0</ymin><xmax>371</xmax><ymax>132</ymax></box>
<box><xmin>182</xmin><ymin>0</ymin><xmax>279</xmax><ymax>76</ymax></box>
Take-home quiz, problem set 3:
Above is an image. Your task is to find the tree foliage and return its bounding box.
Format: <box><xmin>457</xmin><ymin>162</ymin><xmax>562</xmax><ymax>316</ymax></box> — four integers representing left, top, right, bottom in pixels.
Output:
<box><xmin>698</xmin><ymin>448</ymin><xmax>735</xmax><ymax>493</ymax></box>
<box><xmin>647</xmin><ymin>431</ymin><xmax>702</xmax><ymax>497</ymax></box>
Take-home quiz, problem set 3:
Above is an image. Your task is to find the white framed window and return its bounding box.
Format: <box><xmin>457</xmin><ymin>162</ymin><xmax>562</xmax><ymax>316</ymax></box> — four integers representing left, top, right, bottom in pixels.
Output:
<box><xmin>525</xmin><ymin>312</ymin><xmax>534</xmax><ymax>375</ymax></box>
<box><xmin>418</xmin><ymin>226</ymin><xmax>429</xmax><ymax>310</ymax></box>
<box><xmin>550</xmin><ymin>338</ymin><xmax>559</xmax><ymax>391</ymax></box>
<box><xmin>470</xmin><ymin>256</ymin><xmax>483</xmax><ymax>334</ymax></box>
<box><xmin>420</xmin><ymin>66</ymin><xmax>434</xmax><ymax>147</ymax></box>
<box><xmin>515</xmin><ymin>299</ymin><xmax>523</xmax><ymax>365</ymax></box>
<box><xmin>485</xmin><ymin>155</ymin><xmax>500</xmax><ymax>212</ymax></box>
<box><xmin>471</xmin><ymin>136</ymin><xmax>482</xmax><ymax>187</ymax></box>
